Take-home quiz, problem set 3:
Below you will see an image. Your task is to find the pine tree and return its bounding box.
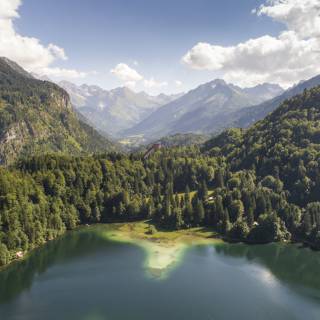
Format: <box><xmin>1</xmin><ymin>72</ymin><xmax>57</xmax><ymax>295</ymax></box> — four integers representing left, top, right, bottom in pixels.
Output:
<box><xmin>247</xmin><ymin>207</ymin><xmax>255</xmax><ymax>227</ymax></box>
<box><xmin>148</xmin><ymin>198</ymin><xmax>155</xmax><ymax>218</ymax></box>
<box><xmin>165</xmin><ymin>195</ymin><xmax>172</xmax><ymax>219</ymax></box>
<box><xmin>256</xmin><ymin>194</ymin><xmax>267</xmax><ymax>217</ymax></box>
<box><xmin>302</xmin><ymin>212</ymin><xmax>312</xmax><ymax>235</ymax></box>
<box><xmin>195</xmin><ymin>199</ymin><xmax>205</xmax><ymax>225</ymax></box>
<box><xmin>174</xmin><ymin>207</ymin><xmax>184</xmax><ymax>229</ymax></box>
<box><xmin>122</xmin><ymin>191</ymin><xmax>130</xmax><ymax>207</ymax></box>
<box><xmin>221</xmin><ymin>209</ymin><xmax>231</xmax><ymax>235</ymax></box>
<box><xmin>215</xmin><ymin>169</ymin><xmax>225</xmax><ymax>188</ymax></box>
<box><xmin>184</xmin><ymin>185</ymin><xmax>193</xmax><ymax>226</ymax></box>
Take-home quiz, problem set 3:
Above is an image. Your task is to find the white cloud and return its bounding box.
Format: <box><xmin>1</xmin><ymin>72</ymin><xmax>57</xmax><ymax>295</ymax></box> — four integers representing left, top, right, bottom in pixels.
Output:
<box><xmin>0</xmin><ymin>0</ymin><xmax>21</xmax><ymax>19</ymax></box>
<box><xmin>125</xmin><ymin>81</ymin><xmax>137</xmax><ymax>89</ymax></box>
<box><xmin>144</xmin><ymin>77</ymin><xmax>168</xmax><ymax>89</ymax></box>
<box><xmin>256</xmin><ymin>0</ymin><xmax>320</xmax><ymax>39</ymax></box>
<box><xmin>48</xmin><ymin>44</ymin><xmax>68</xmax><ymax>61</ymax></box>
<box><xmin>110</xmin><ymin>63</ymin><xmax>143</xmax><ymax>83</ymax></box>
<box><xmin>38</xmin><ymin>67</ymin><xmax>87</xmax><ymax>79</ymax></box>
<box><xmin>182</xmin><ymin>0</ymin><xmax>320</xmax><ymax>88</ymax></box>
<box><xmin>0</xmin><ymin>0</ymin><xmax>86</xmax><ymax>80</ymax></box>
<box><xmin>175</xmin><ymin>80</ymin><xmax>183</xmax><ymax>87</ymax></box>
<box><xmin>111</xmin><ymin>63</ymin><xmax>168</xmax><ymax>92</ymax></box>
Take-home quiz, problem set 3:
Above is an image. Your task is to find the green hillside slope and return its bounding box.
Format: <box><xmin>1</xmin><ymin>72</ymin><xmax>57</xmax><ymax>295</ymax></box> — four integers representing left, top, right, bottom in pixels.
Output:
<box><xmin>0</xmin><ymin>58</ymin><xmax>118</xmax><ymax>165</ymax></box>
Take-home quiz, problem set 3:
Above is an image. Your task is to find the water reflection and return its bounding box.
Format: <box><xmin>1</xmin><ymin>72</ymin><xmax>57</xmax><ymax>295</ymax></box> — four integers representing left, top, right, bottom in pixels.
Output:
<box><xmin>1</xmin><ymin>228</ymin><xmax>320</xmax><ymax>308</ymax></box>
<box><xmin>0</xmin><ymin>229</ymin><xmax>113</xmax><ymax>303</ymax></box>
<box><xmin>214</xmin><ymin>243</ymin><xmax>320</xmax><ymax>300</ymax></box>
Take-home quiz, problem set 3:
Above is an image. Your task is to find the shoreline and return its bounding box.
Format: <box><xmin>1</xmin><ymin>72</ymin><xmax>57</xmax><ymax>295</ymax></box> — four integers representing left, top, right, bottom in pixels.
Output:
<box><xmin>0</xmin><ymin>221</ymin><xmax>315</xmax><ymax>273</ymax></box>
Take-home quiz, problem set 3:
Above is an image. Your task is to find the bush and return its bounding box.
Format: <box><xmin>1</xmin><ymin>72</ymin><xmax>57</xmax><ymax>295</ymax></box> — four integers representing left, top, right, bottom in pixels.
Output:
<box><xmin>147</xmin><ymin>225</ymin><xmax>157</xmax><ymax>235</ymax></box>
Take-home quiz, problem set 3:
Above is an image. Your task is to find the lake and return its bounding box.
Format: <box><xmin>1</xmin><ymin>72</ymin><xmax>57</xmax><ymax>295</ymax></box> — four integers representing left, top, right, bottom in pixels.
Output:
<box><xmin>0</xmin><ymin>226</ymin><xmax>320</xmax><ymax>320</ymax></box>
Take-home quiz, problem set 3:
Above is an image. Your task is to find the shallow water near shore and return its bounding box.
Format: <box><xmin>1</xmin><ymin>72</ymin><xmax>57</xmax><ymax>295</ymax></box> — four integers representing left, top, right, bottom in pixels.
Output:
<box><xmin>0</xmin><ymin>224</ymin><xmax>320</xmax><ymax>320</ymax></box>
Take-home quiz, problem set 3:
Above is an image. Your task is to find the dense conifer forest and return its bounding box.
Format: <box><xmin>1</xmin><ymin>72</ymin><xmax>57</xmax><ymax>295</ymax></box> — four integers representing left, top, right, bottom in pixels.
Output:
<box><xmin>1</xmin><ymin>86</ymin><xmax>320</xmax><ymax>266</ymax></box>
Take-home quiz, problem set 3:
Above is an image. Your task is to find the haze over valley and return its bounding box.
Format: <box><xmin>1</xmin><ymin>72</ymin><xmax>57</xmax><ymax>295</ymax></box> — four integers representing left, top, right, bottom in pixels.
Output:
<box><xmin>58</xmin><ymin>78</ymin><xmax>284</xmax><ymax>143</ymax></box>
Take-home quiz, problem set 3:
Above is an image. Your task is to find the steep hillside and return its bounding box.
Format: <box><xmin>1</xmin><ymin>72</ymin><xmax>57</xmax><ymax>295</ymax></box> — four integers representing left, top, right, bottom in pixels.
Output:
<box><xmin>243</xmin><ymin>83</ymin><xmax>283</xmax><ymax>102</ymax></box>
<box><xmin>59</xmin><ymin>81</ymin><xmax>182</xmax><ymax>137</ymax></box>
<box><xmin>124</xmin><ymin>79</ymin><xmax>283</xmax><ymax>140</ymax></box>
<box><xmin>0</xmin><ymin>58</ymin><xmax>117</xmax><ymax>165</ymax></box>
<box><xmin>204</xmin><ymin>86</ymin><xmax>320</xmax><ymax>206</ymax></box>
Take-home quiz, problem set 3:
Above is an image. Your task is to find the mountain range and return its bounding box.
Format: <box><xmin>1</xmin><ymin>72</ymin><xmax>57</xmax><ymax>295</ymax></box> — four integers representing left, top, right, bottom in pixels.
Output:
<box><xmin>124</xmin><ymin>79</ymin><xmax>284</xmax><ymax>141</ymax></box>
<box><xmin>59</xmin><ymin>81</ymin><xmax>182</xmax><ymax>137</ymax></box>
<box><xmin>229</xmin><ymin>74</ymin><xmax>320</xmax><ymax>129</ymax></box>
<box><xmin>59</xmin><ymin>79</ymin><xmax>286</xmax><ymax>143</ymax></box>
<box><xmin>5</xmin><ymin>57</ymin><xmax>320</xmax><ymax>155</ymax></box>
<box><xmin>123</xmin><ymin>74</ymin><xmax>320</xmax><ymax>143</ymax></box>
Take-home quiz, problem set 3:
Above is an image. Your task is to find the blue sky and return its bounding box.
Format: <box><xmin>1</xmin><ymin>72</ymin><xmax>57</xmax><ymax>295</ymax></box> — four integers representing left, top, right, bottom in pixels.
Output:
<box><xmin>1</xmin><ymin>0</ymin><xmax>319</xmax><ymax>94</ymax></box>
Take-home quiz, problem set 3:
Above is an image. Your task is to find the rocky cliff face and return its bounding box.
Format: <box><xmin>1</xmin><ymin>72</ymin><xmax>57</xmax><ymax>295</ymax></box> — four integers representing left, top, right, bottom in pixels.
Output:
<box><xmin>0</xmin><ymin>58</ymin><xmax>118</xmax><ymax>165</ymax></box>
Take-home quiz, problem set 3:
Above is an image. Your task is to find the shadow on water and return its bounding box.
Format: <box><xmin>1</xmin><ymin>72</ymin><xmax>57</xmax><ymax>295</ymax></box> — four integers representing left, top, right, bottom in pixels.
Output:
<box><xmin>1</xmin><ymin>226</ymin><xmax>320</xmax><ymax>308</ymax></box>
<box><xmin>214</xmin><ymin>242</ymin><xmax>320</xmax><ymax>299</ymax></box>
<box><xmin>0</xmin><ymin>228</ymin><xmax>116</xmax><ymax>304</ymax></box>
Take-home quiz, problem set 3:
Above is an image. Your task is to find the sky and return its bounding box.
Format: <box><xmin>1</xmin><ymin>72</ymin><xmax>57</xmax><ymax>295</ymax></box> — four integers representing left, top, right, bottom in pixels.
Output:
<box><xmin>0</xmin><ymin>0</ymin><xmax>320</xmax><ymax>94</ymax></box>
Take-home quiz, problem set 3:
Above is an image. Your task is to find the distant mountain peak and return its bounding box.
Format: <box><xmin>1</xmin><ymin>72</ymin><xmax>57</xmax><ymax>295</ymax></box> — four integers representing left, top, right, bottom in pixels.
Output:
<box><xmin>124</xmin><ymin>77</ymin><xmax>281</xmax><ymax>141</ymax></box>
<box><xmin>156</xmin><ymin>93</ymin><xmax>168</xmax><ymax>99</ymax></box>
<box><xmin>58</xmin><ymin>76</ymin><xmax>286</xmax><ymax>142</ymax></box>
<box><xmin>243</xmin><ymin>82</ymin><xmax>284</xmax><ymax>102</ymax></box>
<box><xmin>58</xmin><ymin>81</ymin><xmax>181</xmax><ymax>137</ymax></box>
<box><xmin>209</xmin><ymin>79</ymin><xmax>227</xmax><ymax>86</ymax></box>
<box><xmin>252</xmin><ymin>82</ymin><xmax>283</xmax><ymax>90</ymax></box>
<box><xmin>110</xmin><ymin>86</ymin><xmax>134</xmax><ymax>96</ymax></box>
<box><xmin>232</xmin><ymin>74</ymin><xmax>320</xmax><ymax>129</ymax></box>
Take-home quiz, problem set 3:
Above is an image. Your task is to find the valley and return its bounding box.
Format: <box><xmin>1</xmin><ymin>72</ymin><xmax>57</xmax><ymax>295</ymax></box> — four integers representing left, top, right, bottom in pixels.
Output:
<box><xmin>59</xmin><ymin>77</ymin><xmax>286</xmax><ymax>144</ymax></box>
<box><xmin>1</xmin><ymin>0</ymin><xmax>320</xmax><ymax>319</ymax></box>
<box><xmin>59</xmin><ymin>80</ymin><xmax>183</xmax><ymax>138</ymax></box>
<box><xmin>1</xmin><ymin>58</ymin><xmax>320</xmax><ymax>270</ymax></box>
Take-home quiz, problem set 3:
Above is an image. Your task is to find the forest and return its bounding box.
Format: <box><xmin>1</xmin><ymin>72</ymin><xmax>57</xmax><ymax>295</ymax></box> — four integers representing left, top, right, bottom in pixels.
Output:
<box><xmin>1</xmin><ymin>86</ymin><xmax>320</xmax><ymax>267</ymax></box>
